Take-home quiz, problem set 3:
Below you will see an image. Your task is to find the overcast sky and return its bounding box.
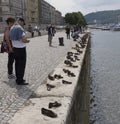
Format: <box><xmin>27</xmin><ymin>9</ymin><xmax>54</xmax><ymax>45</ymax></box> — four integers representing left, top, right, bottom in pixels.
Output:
<box><xmin>45</xmin><ymin>0</ymin><xmax>120</xmax><ymax>16</ymax></box>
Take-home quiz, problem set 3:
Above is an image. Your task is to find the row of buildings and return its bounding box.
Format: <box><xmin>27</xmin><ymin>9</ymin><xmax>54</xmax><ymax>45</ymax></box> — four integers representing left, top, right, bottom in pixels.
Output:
<box><xmin>0</xmin><ymin>0</ymin><xmax>64</xmax><ymax>32</ymax></box>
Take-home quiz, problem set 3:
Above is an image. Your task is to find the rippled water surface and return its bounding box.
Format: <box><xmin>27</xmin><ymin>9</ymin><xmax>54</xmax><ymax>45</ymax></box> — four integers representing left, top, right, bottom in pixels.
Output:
<box><xmin>90</xmin><ymin>30</ymin><xmax>120</xmax><ymax>124</ymax></box>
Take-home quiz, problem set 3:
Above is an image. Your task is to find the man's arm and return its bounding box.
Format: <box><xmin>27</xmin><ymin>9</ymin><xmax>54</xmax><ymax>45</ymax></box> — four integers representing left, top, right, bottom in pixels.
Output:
<box><xmin>22</xmin><ymin>36</ymin><xmax>30</xmax><ymax>43</ymax></box>
<box><xmin>20</xmin><ymin>31</ymin><xmax>30</xmax><ymax>43</ymax></box>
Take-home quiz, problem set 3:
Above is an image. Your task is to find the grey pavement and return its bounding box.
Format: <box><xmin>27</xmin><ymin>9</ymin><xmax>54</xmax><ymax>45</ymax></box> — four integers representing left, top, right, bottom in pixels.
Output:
<box><xmin>0</xmin><ymin>32</ymin><xmax>76</xmax><ymax>124</ymax></box>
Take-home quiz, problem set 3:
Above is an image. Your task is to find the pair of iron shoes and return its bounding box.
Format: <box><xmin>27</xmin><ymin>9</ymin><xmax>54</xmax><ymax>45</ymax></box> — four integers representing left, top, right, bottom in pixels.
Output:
<box><xmin>46</xmin><ymin>83</ymin><xmax>55</xmax><ymax>91</ymax></box>
<box><xmin>49</xmin><ymin>101</ymin><xmax>61</xmax><ymax>108</ymax></box>
<box><xmin>75</xmin><ymin>44</ymin><xmax>81</xmax><ymax>48</ymax></box>
<box><xmin>54</xmin><ymin>74</ymin><xmax>63</xmax><ymax>79</ymax></box>
<box><xmin>48</xmin><ymin>74</ymin><xmax>63</xmax><ymax>81</ymax></box>
<box><xmin>66</xmin><ymin>55</ymin><xmax>76</xmax><ymax>62</ymax></box>
<box><xmin>74</xmin><ymin>55</ymin><xmax>80</xmax><ymax>61</ymax></box>
<box><xmin>64</xmin><ymin>60</ymin><xmax>78</xmax><ymax>68</ymax></box>
<box><xmin>67</xmin><ymin>51</ymin><xmax>73</xmax><ymax>56</ymax></box>
<box><xmin>64</xmin><ymin>60</ymin><xmax>73</xmax><ymax>66</ymax></box>
<box><xmin>63</xmin><ymin>69</ymin><xmax>76</xmax><ymax>77</ymax></box>
<box><xmin>62</xmin><ymin>80</ymin><xmax>72</xmax><ymax>84</ymax></box>
<box><xmin>41</xmin><ymin>101</ymin><xmax>61</xmax><ymax>118</ymax></box>
<box><xmin>48</xmin><ymin>74</ymin><xmax>54</xmax><ymax>81</ymax></box>
<box><xmin>41</xmin><ymin>108</ymin><xmax>57</xmax><ymax>118</ymax></box>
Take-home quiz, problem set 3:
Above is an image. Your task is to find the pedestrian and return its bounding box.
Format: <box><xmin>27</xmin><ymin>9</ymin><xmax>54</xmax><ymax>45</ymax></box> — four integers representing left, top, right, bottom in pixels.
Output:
<box><xmin>65</xmin><ymin>26</ymin><xmax>70</xmax><ymax>39</ymax></box>
<box><xmin>27</xmin><ymin>24</ymin><xmax>34</xmax><ymax>37</ymax></box>
<box><xmin>10</xmin><ymin>18</ymin><xmax>30</xmax><ymax>85</ymax></box>
<box><xmin>3</xmin><ymin>17</ymin><xmax>16</xmax><ymax>79</ymax></box>
<box><xmin>52</xmin><ymin>26</ymin><xmax>56</xmax><ymax>36</ymax></box>
<box><xmin>47</xmin><ymin>24</ymin><xmax>53</xmax><ymax>46</ymax></box>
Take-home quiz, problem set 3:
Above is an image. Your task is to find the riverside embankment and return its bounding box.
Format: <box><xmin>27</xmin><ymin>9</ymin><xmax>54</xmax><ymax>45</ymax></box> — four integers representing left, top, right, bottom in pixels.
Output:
<box><xmin>0</xmin><ymin>31</ymin><xmax>90</xmax><ymax>124</ymax></box>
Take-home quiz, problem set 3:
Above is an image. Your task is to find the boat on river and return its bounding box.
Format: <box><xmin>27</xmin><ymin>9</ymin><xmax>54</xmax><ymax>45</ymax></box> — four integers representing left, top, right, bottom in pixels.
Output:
<box><xmin>111</xmin><ymin>24</ymin><xmax>120</xmax><ymax>31</ymax></box>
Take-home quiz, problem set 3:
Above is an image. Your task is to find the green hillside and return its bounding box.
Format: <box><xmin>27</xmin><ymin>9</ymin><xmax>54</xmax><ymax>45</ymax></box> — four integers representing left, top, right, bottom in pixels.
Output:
<box><xmin>84</xmin><ymin>9</ymin><xmax>120</xmax><ymax>24</ymax></box>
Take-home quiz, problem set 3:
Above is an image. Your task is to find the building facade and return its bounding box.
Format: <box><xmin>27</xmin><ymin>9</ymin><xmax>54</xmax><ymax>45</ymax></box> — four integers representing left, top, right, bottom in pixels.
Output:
<box><xmin>25</xmin><ymin>0</ymin><xmax>39</xmax><ymax>24</ymax></box>
<box><xmin>0</xmin><ymin>0</ymin><xmax>25</xmax><ymax>21</ymax></box>
<box><xmin>55</xmin><ymin>10</ymin><xmax>62</xmax><ymax>25</ymax></box>
<box><xmin>0</xmin><ymin>0</ymin><xmax>63</xmax><ymax>32</ymax></box>
<box><xmin>50</xmin><ymin>5</ymin><xmax>56</xmax><ymax>25</ymax></box>
<box><xmin>39</xmin><ymin>0</ymin><xmax>51</xmax><ymax>24</ymax></box>
<box><xmin>0</xmin><ymin>0</ymin><xmax>26</xmax><ymax>32</ymax></box>
<box><xmin>39</xmin><ymin>0</ymin><xmax>56</xmax><ymax>25</ymax></box>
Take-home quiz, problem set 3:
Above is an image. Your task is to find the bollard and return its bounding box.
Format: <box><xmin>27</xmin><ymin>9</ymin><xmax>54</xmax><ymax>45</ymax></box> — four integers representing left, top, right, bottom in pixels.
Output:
<box><xmin>59</xmin><ymin>37</ymin><xmax>64</xmax><ymax>46</ymax></box>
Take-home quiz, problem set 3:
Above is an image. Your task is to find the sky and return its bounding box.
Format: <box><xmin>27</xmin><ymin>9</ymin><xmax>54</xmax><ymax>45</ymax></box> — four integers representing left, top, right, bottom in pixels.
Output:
<box><xmin>45</xmin><ymin>0</ymin><xmax>120</xmax><ymax>16</ymax></box>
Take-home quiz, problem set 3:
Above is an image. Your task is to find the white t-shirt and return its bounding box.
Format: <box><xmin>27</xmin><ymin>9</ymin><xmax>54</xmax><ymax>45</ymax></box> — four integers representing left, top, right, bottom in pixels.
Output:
<box><xmin>12</xmin><ymin>32</ymin><xmax>26</xmax><ymax>48</ymax></box>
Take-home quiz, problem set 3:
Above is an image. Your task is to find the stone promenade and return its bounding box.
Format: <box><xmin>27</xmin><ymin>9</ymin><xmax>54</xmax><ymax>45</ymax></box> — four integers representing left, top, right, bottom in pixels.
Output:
<box><xmin>0</xmin><ymin>32</ymin><xmax>77</xmax><ymax>124</ymax></box>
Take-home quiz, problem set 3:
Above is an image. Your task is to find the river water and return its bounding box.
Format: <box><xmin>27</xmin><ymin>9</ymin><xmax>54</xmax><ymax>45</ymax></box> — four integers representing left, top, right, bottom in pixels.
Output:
<box><xmin>90</xmin><ymin>29</ymin><xmax>120</xmax><ymax>124</ymax></box>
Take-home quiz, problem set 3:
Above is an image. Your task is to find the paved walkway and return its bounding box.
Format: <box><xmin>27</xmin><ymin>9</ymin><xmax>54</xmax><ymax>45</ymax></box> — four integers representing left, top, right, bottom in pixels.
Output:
<box><xmin>0</xmin><ymin>32</ymin><xmax>77</xmax><ymax>124</ymax></box>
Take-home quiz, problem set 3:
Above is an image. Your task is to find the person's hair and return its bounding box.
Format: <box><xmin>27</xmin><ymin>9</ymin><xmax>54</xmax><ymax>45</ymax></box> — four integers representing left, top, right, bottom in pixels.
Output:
<box><xmin>6</xmin><ymin>17</ymin><xmax>15</xmax><ymax>25</ymax></box>
<box><xmin>18</xmin><ymin>18</ymin><xmax>25</xmax><ymax>25</ymax></box>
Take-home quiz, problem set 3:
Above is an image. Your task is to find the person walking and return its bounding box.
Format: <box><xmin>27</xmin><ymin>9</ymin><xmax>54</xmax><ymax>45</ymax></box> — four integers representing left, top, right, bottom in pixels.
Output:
<box><xmin>10</xmin><ymin>18</ymin><xmax>30</xmax><ymax>85</ymax></box>
<box><xmin>3</xmin><ymin>17</ymin><xmax>16</xmax><ymax>79</ymax></box>
<box><xmin>47</xmin><ymin>24</ymin><xmax>53</xmax><ymax>46</ymax></box>
<box><xmin>65</xmin><ymin>26</ymin><xmax>70</xmax><ymax>39</ymax></box>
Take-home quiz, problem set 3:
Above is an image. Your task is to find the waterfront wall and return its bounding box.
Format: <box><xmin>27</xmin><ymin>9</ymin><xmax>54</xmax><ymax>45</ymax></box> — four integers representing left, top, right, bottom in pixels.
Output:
<box><xmin>66</xmin><ymin>38</ymin><xmax>90</xmax><ymax>124</ymax></box>
<box><xmin>8</xmin><ymin>32</ymin><xmax>90</xmax><ymax>124</ymax></box>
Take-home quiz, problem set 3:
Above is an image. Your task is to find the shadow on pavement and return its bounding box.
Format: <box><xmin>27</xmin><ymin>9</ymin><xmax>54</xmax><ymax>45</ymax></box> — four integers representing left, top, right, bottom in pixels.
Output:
<box><xmin>3</xmin><ymin>79</ymin><xmax>33</xmax><ymax>99</ymax></box>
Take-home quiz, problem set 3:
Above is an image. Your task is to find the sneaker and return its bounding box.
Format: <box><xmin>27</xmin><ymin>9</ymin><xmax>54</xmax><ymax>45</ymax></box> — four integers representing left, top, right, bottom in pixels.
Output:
<box><xmin>8</xmin><ymin>74</ymin><xmax>16</xmax><ymax>79</ymax></box>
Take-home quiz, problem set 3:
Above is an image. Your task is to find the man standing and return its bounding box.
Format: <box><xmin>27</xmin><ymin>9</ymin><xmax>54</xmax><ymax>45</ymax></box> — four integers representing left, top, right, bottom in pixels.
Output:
<box><xmin>27</xmin><ymin>24</ymin><xmax>34</xmax><ymax>37</ymax></box>
<box><xmin>10</xmin><ymin>18</ymin><xmax>30</xmax><ymax>85</ymax></box>
<box><xmin>47</xmin><ymin>24</ymin><xmax>53</xmax><ymax>46</ymax></box>
<box><xmin>65</xmin><ymin>26</ymin><xmax>70</xmax><ymax>39</ymax></box>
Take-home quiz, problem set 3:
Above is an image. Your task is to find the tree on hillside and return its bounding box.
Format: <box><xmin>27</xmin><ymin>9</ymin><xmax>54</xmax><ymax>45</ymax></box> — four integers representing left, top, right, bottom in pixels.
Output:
<box><xmin>65</xmin><ymin>12</ymin><xmax>87</xmax><ymax>26</ymax></box>
<box><xmin>85</xmin><ymin>9</ymin><xmax>120</xmax><ymax>24</ymax></box>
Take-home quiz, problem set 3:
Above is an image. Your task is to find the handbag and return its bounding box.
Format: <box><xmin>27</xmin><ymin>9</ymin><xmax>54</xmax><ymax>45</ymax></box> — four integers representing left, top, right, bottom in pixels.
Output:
<box><xmin>0</xmin><ymin>41</ymin><xmax>8</xmax><ymax>53</ymax></box>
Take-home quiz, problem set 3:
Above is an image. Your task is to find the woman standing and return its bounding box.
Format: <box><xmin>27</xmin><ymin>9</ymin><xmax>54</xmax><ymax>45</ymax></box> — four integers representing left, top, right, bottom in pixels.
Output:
<box><xmin>4</xmin><ymin>17</ymin><xmax>16</xmax><ymax>79</ymax></box>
